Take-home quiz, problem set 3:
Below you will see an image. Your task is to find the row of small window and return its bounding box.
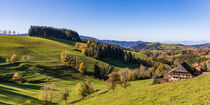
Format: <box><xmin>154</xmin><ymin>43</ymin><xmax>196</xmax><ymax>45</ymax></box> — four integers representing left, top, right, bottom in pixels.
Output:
<box><xmin>171</xmin><ymin>75</ymin><xmax>192</xmax><ymax>78</ymax></box>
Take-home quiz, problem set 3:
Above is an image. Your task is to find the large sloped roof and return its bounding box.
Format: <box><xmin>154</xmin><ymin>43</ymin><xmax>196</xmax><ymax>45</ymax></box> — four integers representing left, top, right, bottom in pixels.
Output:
<box><xmin>169</xmin><ymin>62</ymin><xmax>194</xmax><ymax>75</ymax></box>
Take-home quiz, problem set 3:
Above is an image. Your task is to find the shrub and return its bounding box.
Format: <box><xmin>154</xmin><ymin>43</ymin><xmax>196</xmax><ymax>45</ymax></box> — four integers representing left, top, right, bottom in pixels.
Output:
<box><xmin>152</xmin><ymin>75</ymin><xmax>158</xmax><ymax>85</ymax></box>
<box><xmin>60</xmin><ymin>89</ymin><xmax>71</xmax><ymax>105</ymax></box>
<box><xmin>39</xmin><ymin>84</ymin><xmax>56</xmax><ymax>104</ymax></box>
<box><xmin>6</xmin><ymin>58</ymin><xmax>10</xmax><ymax>63</ymax></box>
<box><xmin>60</xmin><ymin>50</ymin><xmax>77</xmax><ymax>69</ymax></box>
<box><xmin>23</xmin><ymin>100</ymin><xmax>31</xmax><ymax>105</ymax></box>
<box><xmin>10</xmin><ymin>54</ymin><xmax>17</xmax><ymax>63</ymax></box>
<box><xmin>12</xmin><ymin>72</ymin><xmax>22</xmax><ymax>83</ymax></box>
<box><xmin>21</xmin><ymin>55</ymin><xmax>32</xmax><ymax>62</ymax></box>
<box><xmin>107</xmin><ymin>72</ymin><xmax>120</xmax><ymax>91</ymax></box>
<box><xmin>118</xmin><ymin>70</ymin><xmax>131</xmax><ymax>90</ymax></box>
<box><xmin>76</xmin><ymin>81</ymin><xmax>94</xmax><ymax>97</ymax></box>
<box><xmin>79</xmin><ymin>62</ymin><xmax>86</xmax><ymax>73</ymax></box>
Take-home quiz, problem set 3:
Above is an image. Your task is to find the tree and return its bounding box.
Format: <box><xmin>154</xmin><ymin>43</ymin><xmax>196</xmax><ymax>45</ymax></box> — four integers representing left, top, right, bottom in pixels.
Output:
<box><xmin>60</xmin><ymin>50</ymin><xmax>75</xmax><ymax>68</ymax></box>
<box><xmin>203</xmin><ymin>63</ymin><xmax>208</xmax><ymax>71</ymax></box>
<box><xmin>76</xmin><ymin>81</ymin><xmax>94</xmax><ymax>97</ymax></box>
<box><xmin>60</xmin><ymin>89</ymin><xmax>71</xmax><ymax>105</ymax></box>
<box><xmin>94</xmin><ymin>64</ymin><xmax>100</xmax><ymax>78</ymax></box>
<box><xmin>12</xmin><ymin>72</ymin><xmax>22</xmax><ymax>83</ymax></box>
<box><xmin>39</xmin><ymin>84</ymin><xmax>56</xmax><ymax>105</ymax></box>
<box><xmin>155</xmin><ymin>64</ymin><xmax>168</xmax><ymax>78</ymax></box>
<box><xmin>12</xmin><ymin>30</ymin><xmax>16</xmax><ymax>35</ymax></box>
<box><xmin>28</xmin><ymin>26</ymin><xmax>81</xmax><ymax>41</ymax></box>
<box><xmin>6</xmin><ymin>58</ymin><xmax>10</xmax><ymax>63</ymax></box>
<box><xmin>8</xmin><ymin>30</ymin><xmax>11</xmax><ymax>34</ymax></box>
<box><xmin>107</xmin><ymin>72</ymin><xmax>120</xmax><ymax>92</ymax></box>
<box><xmin>79</xmin><ymin>62</ymin><xmax>86</xmax><ymax>73</ymax></box>
<box><xmin>152</xmin><ymin>75</ymin><xmax>158</xmax><ymax>85</ymax></box>
<box><xmin>119</xmin><ymin>70</ymin><xmax>130</xmax><ymax>90</ymax></box>
<box><xmin>3</xmin><ymin>30</ymin><xmax>7</xmax><ymax>34</ymax></box>
<box><xmin>21</xmin><ymin>55</ymin><xmax>32</xmax><ymax>62</ymax></box>
<box><xmin>10</xmin><ymin>54</ymin><xmax>17</xmax><ymax>64</ymax></box>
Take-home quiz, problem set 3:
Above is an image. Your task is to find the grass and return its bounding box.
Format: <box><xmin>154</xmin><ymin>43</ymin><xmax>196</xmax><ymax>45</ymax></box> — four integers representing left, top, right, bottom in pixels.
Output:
<box><xmin>1</xmin><ymin>35</ymin><xmax>209</xmax><ymax>105</ymax></box>
<box><xmin>0</xmin><ymin>35</ymin><xmax>145</xmax><ymax>104</ymax></box>
<box><xmin>1</xmin><ymin>75</ymin><xmax>210</xmax><ymax>105</ymax></box>
<box><xmin>75</xmin><ymin>75</ymin><xmax>210</xmax><ymax>105</ymax></box>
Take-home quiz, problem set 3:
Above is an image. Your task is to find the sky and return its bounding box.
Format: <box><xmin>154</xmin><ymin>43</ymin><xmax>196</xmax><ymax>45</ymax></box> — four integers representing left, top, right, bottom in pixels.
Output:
<box><xmin>0</xmin><ymin>0</ymin><xmax>210</xmax><ymax>41</ymax></box>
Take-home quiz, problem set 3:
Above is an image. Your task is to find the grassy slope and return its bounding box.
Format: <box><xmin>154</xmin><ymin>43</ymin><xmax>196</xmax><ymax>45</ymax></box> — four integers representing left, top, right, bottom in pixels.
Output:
<box><xmin>1</xmin><ymin>35</ymin><xmax>210</xmax><ymax>105</ymax></box>
<box><xmin>1</xmin><ymin>75</ymin><xmax>210</xmax><ymax>105</ymax></box>
<box><xmin>76</xmin><ymin>75</ymin><xmax>210</xmax><ymax>105</ymax></box>
<box><xmin>0</xmin><ymin>35</ymin><xmax>115</xmax><ymax>71</ymax></box>
<box><xmin>0</xmin><ymin>35</ymin><xmax>140</xmax><ymax>104</ymax></box>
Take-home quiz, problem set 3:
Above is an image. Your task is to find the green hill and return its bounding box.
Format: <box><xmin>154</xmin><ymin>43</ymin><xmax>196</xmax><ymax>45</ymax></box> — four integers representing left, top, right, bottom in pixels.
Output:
<box><xmin>0</xmin><ymin>35</ymin><xmax>210</xmax><ymax>105</ymax></box>
<box><xmin>0</xmin><ymin>35</ymin><xmax>141</xmax><ymax>104</ymax></box>
<box><xmin>75</xmin><ymin>75</ymin><xmax>210</xmax><ymax>105</ymax></box>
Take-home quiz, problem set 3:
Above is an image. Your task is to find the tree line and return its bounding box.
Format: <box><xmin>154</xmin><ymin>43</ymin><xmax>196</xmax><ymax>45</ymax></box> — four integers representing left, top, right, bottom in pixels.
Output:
<box><xmin>28</xmin><ymin>26</ymin><xmax>81</xmax><ymax>41</ymax></box>
<box><xmin>75</xmin><ymin>39</ymin><xmax>151</xmax><ymax>66</ymax></box>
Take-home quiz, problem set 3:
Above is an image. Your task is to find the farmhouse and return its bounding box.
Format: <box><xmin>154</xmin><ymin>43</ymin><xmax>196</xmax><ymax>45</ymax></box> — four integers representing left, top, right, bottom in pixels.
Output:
<box><xmin>168</xmin><ymin>62</ymin><xmax>196</xmax><ymax>81</ymax></box>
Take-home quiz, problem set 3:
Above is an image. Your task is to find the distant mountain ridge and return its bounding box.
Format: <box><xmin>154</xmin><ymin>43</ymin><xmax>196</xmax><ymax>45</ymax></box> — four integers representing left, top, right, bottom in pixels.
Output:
<box><xmin>130</xmin><ymin>42</ymin><xmax>210</xmax><ymax>51</ymax></box>
<box><xmin>80</xmin><ymin>35</ymin><xmax>146</xmax><ymax>48</ymax></box>
<box><xmin>160</xmin><ymin>40</ymin><xmax>210</xmax><ymax>45</ymax></box>
<box><xmin>1</xmin><ymin>34</ymin><xmax>209</xmax><ymax>49</ymax></box>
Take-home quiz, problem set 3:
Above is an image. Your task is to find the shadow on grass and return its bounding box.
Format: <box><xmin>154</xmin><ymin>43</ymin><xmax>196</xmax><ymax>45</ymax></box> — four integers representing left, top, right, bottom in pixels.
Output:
<box><xmin>0</xmin><ymin>63</ymin><xmax>21</xmax><ymax>68</ymax></box>
<box><xmin>97</xmin><ymin>90</ymin><xmax>109</xmax><ymax>96</ymax></box>
<box><xmin>44</xmin><ymin>37</ymin><xmax>76</xmax><ymax>46</ymax></box>
<box><xmin>0</xmin><ymin>56</ymin><xmax>5</xmax><ymax>63</ymax></box>
<box><xmin>0</xmin><ymin>86</ymin><xmax>41</xmax><ymax>104</ymax></box>
<box><xmin>1</xmin><ymin>83</ymin><xmax>41</xmax><ymax>90</ymax></box>
<box><xmin>101</xmin><ymin>58</ymin><xmax>139</xmax><ymax>69</ymax></box>
<box><xmin>69</xmin><ymin>97</ymin><xmax>85</xmax><ymax>104</ymax></box>
<box><xmin>0</xmin><ymin>101</ymin><xmax>11</xmax><ymax>105</ymax></box>
<box><xmin>36</xmin><ymin>65</ymin><xmax>87</xmax><ymax>81</ymax></box>
<box><xmin>68</xmin><ymin>90</ymin><xmax>109</xmax><ymax>104</ymax></box>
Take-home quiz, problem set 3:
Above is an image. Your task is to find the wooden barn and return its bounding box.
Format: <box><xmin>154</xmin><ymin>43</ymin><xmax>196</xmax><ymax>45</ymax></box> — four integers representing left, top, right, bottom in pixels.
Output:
<box><xmin>168</xmin><ymin>62</ymin><xmax>195</xmax><ymax>81</ymax></box>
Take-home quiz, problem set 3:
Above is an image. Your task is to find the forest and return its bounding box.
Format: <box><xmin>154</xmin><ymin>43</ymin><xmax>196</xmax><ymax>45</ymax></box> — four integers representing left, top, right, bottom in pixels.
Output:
<box><xmin>28</xmin><ymin>26</ymin><xmax>81</xmax><ymax>41</ymax></box>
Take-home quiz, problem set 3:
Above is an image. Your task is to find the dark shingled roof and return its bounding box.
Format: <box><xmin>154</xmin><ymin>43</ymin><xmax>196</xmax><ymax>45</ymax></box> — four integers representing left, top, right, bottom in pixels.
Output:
<box><xmin>169</xmin><ymin>62</ymin><xmax>195</xmax><ymax>75</ymax></box>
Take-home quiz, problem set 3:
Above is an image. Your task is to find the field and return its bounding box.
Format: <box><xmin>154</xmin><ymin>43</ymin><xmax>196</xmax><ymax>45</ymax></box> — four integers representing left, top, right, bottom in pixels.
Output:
<box><xmin>1</xmin><ymin>73</ymin><xmax>210</xmax><ymax>105</ymax></box>
<box><xmin>0</xmin><ymin>35</ymin><xmax>210</xmax><ymax>105</ymax></box>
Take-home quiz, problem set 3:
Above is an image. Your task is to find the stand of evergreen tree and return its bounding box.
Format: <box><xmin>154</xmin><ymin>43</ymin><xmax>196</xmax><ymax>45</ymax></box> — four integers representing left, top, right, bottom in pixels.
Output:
<box><xmin>28</xmin><ymin>26</ymin><xmax>81</xmax><ymax>41</ymax></box>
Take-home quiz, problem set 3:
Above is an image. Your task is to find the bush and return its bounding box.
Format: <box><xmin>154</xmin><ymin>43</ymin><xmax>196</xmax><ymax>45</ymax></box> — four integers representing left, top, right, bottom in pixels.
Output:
<box><xmin>6</xmin><ymin>58</ymin><xmax>10</xmax><ymax>63</ymax></box>
<box><xmin>152</xmin><ymin>75</ymin><xmax>158</xmax><ymax>85</ymax></box>
<box><xmin>23</xmin><ymin>100</ymin><xmax>31</xmax><ymax>105</ymax></box>
<box><xmin>60</xmin><ymin>89</ymin><xmax>71</xmax><ymax>105</ymax></box>
<box><xmin>76</xmin><ymin>81</ymin><xmax>94</xmax><ymax>97</ymax></box>
<box><xmin>79</xmin><ymin>62</ymin><xmax>86</xmax><ymax>73</ymax></box>
<box><xmin>10</xmin><ymin>54</ymin><xmax>18</xmax><ymax>63</ymax></box>
<box><xmin>21</xmin><ymin>55</ymin><xmax>32</xmax><ymax>62</ymax></box>
<box><xmin>39</xmin><ymin>84</ymin><xmax>56</xmax><ymax>104</ymax></box>
<box><xmin>118</xmin><ymin>69</ymin><xmax>131</xmax><ymax>90</ymax></box>
<box><xmin>107</xmin><ymin>72</ymin><xmax>120</xmax><ymax>91</ymax></box>
<box><xmin>12</xmin><ymin>72</ymin><xmax>22</xmax><ymax>83</ymax></box>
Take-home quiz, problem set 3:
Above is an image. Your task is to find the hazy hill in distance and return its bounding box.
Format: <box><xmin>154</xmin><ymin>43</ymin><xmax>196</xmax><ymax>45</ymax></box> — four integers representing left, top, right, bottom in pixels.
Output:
<box><xmin>130</xmin><ymin>42</ymin><xmax>210</xmax><ymax>52</ymax></box>
<box><xmin>80</xmin><ymin>35</ymin><xmax>146</xmax><ymax>48</ymax></box>
<box><xmin>1</xmin><ymin>34</ymin><xmax>209</xmax><ymax>49</ymax></box>
<box><xmin>192</xmin><ymin>43</ymin><xmax>210</xmax><ymax>49</ymax></box>
<box><xmin>161</xmin><ymin>40</ymin><xmax>210</xmax><ymax>45</ymax></box>
<box><xmin>130</xmin><ymin>42</ymin><xmax>193</xmax><ymax>51</ymax></box>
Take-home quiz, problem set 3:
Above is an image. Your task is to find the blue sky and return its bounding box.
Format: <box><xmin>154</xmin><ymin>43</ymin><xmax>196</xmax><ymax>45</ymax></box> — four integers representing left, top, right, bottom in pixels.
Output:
<box><xmin>0</xmin><ymin>0</ymin><xmax>210</xmax><ymax>41</ymax></box>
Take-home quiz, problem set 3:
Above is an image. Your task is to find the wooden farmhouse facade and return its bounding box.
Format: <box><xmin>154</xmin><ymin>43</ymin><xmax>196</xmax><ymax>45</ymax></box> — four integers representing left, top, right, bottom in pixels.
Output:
<box><xmin>168</xmin><ymin>62</ymin><xmax>196</xmax><ymax>81</ymax></box>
